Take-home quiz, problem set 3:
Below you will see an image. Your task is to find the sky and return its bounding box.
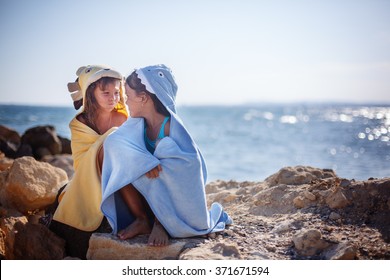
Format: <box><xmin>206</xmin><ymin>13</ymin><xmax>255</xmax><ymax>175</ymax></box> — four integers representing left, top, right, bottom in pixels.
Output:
<box><xmin>0</xmin><ymin>0</ymin><xmax>389</xmax><ymax>106</ymax></box>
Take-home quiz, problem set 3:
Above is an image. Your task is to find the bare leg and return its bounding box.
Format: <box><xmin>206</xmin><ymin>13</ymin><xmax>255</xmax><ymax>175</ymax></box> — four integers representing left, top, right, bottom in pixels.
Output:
<box><xmin>97</xmin><ymin>146</ymin><xmax>104</xmax><ymax>176</ymax></box>
<box><xmin>118</xmin><ymin>185</ymin><xmax>151</xmax><ymax>240</ymax></box>
<box><xmin>148</xmin><ymin>219</ymin><xmax>169</xmax><ymax>246</ymax></box>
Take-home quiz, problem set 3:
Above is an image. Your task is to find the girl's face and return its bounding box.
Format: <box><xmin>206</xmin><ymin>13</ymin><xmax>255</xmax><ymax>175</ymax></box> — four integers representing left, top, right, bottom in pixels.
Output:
<box><xmin>125</xmin><ymin>83</ymin><xmax>144</xmax><ymax>117</ymax></box>
<box><xmin>93</xmin><ymin>80</ymin><xmax>121</xmax><ymax>112</ymax></box>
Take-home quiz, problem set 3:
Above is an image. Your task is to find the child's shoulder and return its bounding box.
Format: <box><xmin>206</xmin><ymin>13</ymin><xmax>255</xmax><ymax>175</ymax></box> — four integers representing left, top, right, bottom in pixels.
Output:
<box><xmin>112</xmin><ymin>110</ymin><xmax>127</xmax><ymax>126</ymax></box>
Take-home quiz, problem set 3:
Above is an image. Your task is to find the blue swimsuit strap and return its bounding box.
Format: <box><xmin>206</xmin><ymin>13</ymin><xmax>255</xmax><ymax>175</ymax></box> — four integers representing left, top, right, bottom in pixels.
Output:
<box><xmin>157</xmin><ymin>116</ymin><xmax>170</xmax><ymax>139</ymax></box>
<box><xmin>144</xmin><ymin>116</ymin><xmax>170</xmax><ymax>148</ymax></box>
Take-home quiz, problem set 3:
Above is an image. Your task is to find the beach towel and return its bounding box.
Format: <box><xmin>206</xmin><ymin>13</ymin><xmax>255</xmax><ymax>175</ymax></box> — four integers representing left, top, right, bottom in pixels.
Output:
<box><xmin>101</xmin><ymin>116</ymin><xmax>232</xmax><ymax>237</ymax></box>
<box><xmin>100</xmin><ymin>64</ymin><xmax>231</xmax><ymax>238</ymax></box>
<box><xmin>53</xmin><ymin>117</ymin><xmax>116</xmax><ymax>231</ymax></box>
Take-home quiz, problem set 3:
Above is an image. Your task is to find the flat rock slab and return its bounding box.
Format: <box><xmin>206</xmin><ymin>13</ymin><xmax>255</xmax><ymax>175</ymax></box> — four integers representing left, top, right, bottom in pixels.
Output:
<box><xmin>86</xmin><ymin>233</ymin><xmax>203</xmax><ymax>260</ymax></box>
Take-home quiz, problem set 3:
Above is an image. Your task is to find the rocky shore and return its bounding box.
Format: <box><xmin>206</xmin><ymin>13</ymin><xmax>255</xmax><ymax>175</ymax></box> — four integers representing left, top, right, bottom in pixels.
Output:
<box><xmin>0</xmin><ymin>125</ymin><xmax>389</xmax><ymax>260</ymax></box>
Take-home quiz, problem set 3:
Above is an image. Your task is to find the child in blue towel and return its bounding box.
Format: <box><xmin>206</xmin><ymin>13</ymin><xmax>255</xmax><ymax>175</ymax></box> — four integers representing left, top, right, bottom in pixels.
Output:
<box><xmin>116</xmin><ymin>69</ymin><xmax>172</xmax><ymax>246</ymax></box>
<box><xmin>101</xmin><ymin>65</ymin><xmax>232</xmax><ymax>247</ymax></box>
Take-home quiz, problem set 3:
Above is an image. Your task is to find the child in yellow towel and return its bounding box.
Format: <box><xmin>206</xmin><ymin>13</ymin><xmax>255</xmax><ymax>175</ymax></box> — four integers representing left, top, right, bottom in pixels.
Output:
<box><xmin>50</xmin><ymin>65</ymin><xmax>128</xmax><ymax>258</ymax></box>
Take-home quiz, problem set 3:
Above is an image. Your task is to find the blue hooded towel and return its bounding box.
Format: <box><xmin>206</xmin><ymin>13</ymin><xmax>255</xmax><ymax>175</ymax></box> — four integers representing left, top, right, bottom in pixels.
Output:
<box><xmin>100</xmin><ymin>65</ymin><xmax>232</xmax><ymax>238</ymax></box>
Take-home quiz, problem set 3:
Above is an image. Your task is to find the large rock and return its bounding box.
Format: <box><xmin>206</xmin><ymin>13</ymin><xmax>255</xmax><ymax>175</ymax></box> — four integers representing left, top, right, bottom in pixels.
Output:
<box><xmin>292</xmin><ymin>229</ymin><xmax>332</xmax><ymax>256</ymax></box>
<box><xmin>0</xmin><ymin>125</ymin><xmax>21</xmax><ymax>158</ymax></box>
<box><xmin>41</xmin><ymin>154</ymin><xmax>74</xmax><ymax>179</ymax></box>
<box><xmin>13</xmin><ymin>222</ymin><xmax>66</xmax><ymax>259</ymax></box>
<box><xmin>265</xmin><ymin>166</ymin><xmax>336</xmax><ymax>186</ymax></box>
<box><xmin>325</xmin><ymin>188</ymin><xmax>350</xmax><ymax>209</ymax></box>
<box><xmin>21</xmin><ymin>125</ymin><xmax>62</xmax><ymax>159</ymax></box>
<box><xmin>0</xmin><ymin>157</ymin><xmax>68</xmax><ymax>213</ymax></box>
<box><xmin>323</xmin><ymin>242</ymin><xmax>357</xmax><ymax>260</ymax></box>
<box><xmin>250</xmin><ymin>184</ymin><xmax>300</xmax><ymax>216</ymax></box>
<box><xmin>0</xmin><ymin>125</ymin><xmax>21</xmax><ymax>146</ymax></box>
<box><xmin>293</xmin><ymin>228</ymin><xmax>357</xmax><ymax>259</ymax></box>
<box><xmin>0</xmin><ymin>207</ymin><xmax>28</xmax><ymax>259</ymax></box>
<box><xmin>87</xmin><ymin>233</ymin><xmax>196</xmax><ymax>260</ymax></box>
<box><xmin>58</xmin><ymin>136</ymin><xmax>72</xmax><ymax>154</ymax></box>
<box><xmin>0</xmin><ymin>153</ymin><xmax>13</xmax><ymax>171</ymax></box>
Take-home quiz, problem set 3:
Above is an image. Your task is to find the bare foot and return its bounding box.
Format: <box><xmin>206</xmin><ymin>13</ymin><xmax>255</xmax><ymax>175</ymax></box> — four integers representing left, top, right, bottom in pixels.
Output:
<box><xmin>148</xmin><ymin>223</ymin><xmax>169</xmax><ymax>246</ymax></box>
<box><xmin>118</xmin><ymin>218</ymin><xmax>151</xmax><ymax>240</ymax></box>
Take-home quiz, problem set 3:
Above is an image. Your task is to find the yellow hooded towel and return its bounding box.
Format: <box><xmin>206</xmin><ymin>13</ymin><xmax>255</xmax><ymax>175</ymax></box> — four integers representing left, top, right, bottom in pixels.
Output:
<box><xmin>53</xmin><ymin>65</ymin><xmax>128</xmax><ymax>231</ymax></box>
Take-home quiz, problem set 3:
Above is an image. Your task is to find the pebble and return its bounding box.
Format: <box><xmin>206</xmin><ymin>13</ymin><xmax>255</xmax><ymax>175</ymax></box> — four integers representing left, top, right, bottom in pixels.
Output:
<box><xmin>329</xmin><ymin>212</ymin><xmax>341</xmax><ymax>220</ymax></box>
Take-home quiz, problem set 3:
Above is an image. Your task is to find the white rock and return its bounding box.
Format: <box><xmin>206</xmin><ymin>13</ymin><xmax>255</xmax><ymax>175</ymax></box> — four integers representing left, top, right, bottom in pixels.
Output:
<box><xmin>87</xmin><ymin>233</ymin><xmax>190</xmax><ymax>260</ymax></box>
<box><xmin>1</xmin><ymin>157</ymin><xmax>67</xmax><ymax>212</ymax></box>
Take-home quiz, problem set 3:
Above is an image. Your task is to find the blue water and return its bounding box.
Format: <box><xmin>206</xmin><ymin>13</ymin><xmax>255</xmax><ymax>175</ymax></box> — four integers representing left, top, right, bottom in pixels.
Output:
<box><xmin>1</xmin><ymin>104</ymin><xmax>389</xmax><ymax>182</ymax></box>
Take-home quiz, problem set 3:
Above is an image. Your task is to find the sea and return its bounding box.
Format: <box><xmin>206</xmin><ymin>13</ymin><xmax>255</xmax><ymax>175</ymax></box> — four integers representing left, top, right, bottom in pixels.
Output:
<box><xmin>1</xmin><ymin>103</ymin><xmax>389</xmax><ymax>182</ymax></box>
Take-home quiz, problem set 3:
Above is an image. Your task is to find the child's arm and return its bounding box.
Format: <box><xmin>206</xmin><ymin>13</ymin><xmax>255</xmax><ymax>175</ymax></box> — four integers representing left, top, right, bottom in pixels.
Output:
<box><xmin>145</xmin><ymin>164</ymin><xmax>162</xmax><ymax>179</ymax></box>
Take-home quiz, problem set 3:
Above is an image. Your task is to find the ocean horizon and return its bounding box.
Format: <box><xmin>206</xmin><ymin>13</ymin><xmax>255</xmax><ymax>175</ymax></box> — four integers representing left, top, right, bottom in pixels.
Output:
<box><xmin>1</xmin><ymin>102</ymin><xmax>389</xmax><ymax>182</ymax></box>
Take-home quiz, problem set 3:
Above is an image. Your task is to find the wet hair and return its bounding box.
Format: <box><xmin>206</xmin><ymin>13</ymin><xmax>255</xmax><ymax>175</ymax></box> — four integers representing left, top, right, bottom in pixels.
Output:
<box><xmin>83</xmin><ymin>77</ymin><xmax>125</xmax><ymax>132</ymax></box>
<box><xmin>126</xmin><ymin>72</ymin><xmax>170</xmax><ymax>117</ymax></box>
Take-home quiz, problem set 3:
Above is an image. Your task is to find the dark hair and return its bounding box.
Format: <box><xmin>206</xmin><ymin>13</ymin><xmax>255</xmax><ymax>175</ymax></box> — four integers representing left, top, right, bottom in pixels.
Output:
<box><xmin>83</xmin><ymin>77</ymin><xmax>124</xmax><ymax>132</ymax></box>
<box><xmin>126</xmin><ymin>72</ymin><xmax>170</xmax><ymax>117</ymax></box>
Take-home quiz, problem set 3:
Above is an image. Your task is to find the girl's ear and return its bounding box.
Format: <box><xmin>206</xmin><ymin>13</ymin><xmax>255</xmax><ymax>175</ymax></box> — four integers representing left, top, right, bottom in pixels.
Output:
<box><xmin>140</xmin><ymin>93</ymin><xmax>148</xmax><ymax>102</ymax></box>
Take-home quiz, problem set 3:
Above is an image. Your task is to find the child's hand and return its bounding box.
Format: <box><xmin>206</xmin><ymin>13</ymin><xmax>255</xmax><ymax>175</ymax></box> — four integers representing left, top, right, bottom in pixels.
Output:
<box><xmin>145</xmin><ymin>164</ymin><xmax>162</xmax><ymax>179</ymax></box>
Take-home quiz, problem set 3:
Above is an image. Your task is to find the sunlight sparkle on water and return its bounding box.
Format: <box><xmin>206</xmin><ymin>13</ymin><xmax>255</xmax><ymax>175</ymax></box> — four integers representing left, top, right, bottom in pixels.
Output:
<box><xmin>280</xmin><ymin>115</ymin><xmax>297</xmax><ymax>124</ymax></box>
<box><xmin>356</xmin><ymin>107</ymin><xmax>390</xmax><ymax>143</ymax></box>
